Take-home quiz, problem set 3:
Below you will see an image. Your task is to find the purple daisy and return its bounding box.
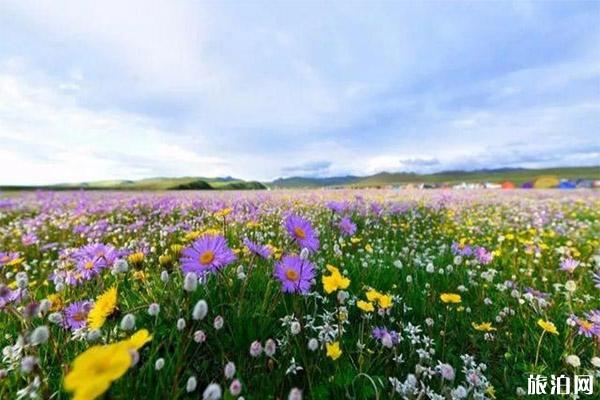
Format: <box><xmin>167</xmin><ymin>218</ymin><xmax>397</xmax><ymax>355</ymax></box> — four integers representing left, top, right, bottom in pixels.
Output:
<box><xmin>338</xmin><ymin>217</ymin><xmax>357</xmax><ymax>237</ymax></box>
<box><xmin>474</xmin><ymin>247</ymin><xmax>493</xmax><ymax>265</ymax></box>
<box><xmin>284</xmin><ymin>214</ymin><xmax>319</xmax><ymax>253</ymax></box>
<box><xmin>274</xmin><ymin>255</ymin><xmax>315</xmax><ymax>294</ymax></box>
<box><xmin>371</xmin><ymin>326</ymin><xmax>400</xmax><ymax>345</ymax></box>
<box><xmin>75</xmin><ymin>254</ymin><xmax>106</xmax><ymax>281</ymax></box>
<box><xmin>592</xmin><ymin>272</ymin><xmax>600</xmax><ymax>289</ymax></box>
<box><xmin>63</xmin><ymin>300</ymin><xmax>93</xmax><ymax>330</ymax></box>
<box><xmin>0</xmin><ymin>251</ymin><xmax>21</xmax><ymax>266</ymax></box>
<box><xmin>243</xmin><ymin>238</ymin><xmax>272</xmax><ymax>259</ymax></box>
<box><xmin>0</xmin><ymin>284</ymin><xmax>20</xmax><ymax>309</ymax></box>
<box><xmin>180</xmin><ymin>234</ymin><xmax>236</xmax><ymax>275</ymax></box>
<box><xmin>559</xmin><ymin>258</ymin><xmax>579</xmax><ymax>273</ymax></box>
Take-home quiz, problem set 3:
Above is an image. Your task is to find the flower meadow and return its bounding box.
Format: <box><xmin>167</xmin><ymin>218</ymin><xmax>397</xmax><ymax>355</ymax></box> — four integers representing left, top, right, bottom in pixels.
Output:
<box><xmin>0</xmin><ymin>189</ymin><xmax>599</xmax><ymax>400</ymax></box>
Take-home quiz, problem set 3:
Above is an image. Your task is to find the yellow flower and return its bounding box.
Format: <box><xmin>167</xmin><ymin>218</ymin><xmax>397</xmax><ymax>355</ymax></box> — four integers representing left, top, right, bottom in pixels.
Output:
<box><xmin>322</xmin><ymin>265</ymin><xmax>350</xmax><ymax>294</ymax></box>
<box><xmin>326</xmin><ymin>341</ymin><xmax>342</xmax><ymax>360</ymax></box>
<box><xmin>537</xmin><ymin>319</ymin><xmax>559</xmax><ymax>335</ymax></box>
<box><xmin>127</xmin><ymin>252</ymin><xmax>144</xmax><ymax>265</ymax></box>
<box><xmin>440</xmin><ymin>293</ymin><xmax>462</xmax><ymax>304</ymax></box>
<box><xmin>88</xmin><ymin>287</ymin><xmax>118</xmax><ymax>330</ymax></box>
<box><xmin>132</xmin><ymin>270</ymin><xmax>146</xmax><ymax>281</ymax></box>
<box><xmin>472</xmin><ymin>322</ymin><xmax>496</xmax><ymax>332</ymax></box>
<box><xmin>64</xmin><ymin>342</ymin><xmax>132</xmax><ymax>400</ymax></box>
<box><xmin>158</xmin><ymin>254</ymin><xmax>172</xmax><ymax>265</ymax></box>
<box><xmin>47</xmin><ymin>293</ymin><xmax>64</xmax><ymax>312</ymax></box>
<box><xmin>125</xmin><ymin>329</ymin><xmax>152</xmax><ymax>350</ymax></box>
<box><xmin>170</xmin><ymin>244</ymin><xmax>183</xmax><ymax>255</ymax></box>
<box><xmin>364</xmin><ymin>244</ymin><xmax>373</xmax><ymax>253</ymax></box>
<box><xmin>365</xmin><ymin>289</ymin><xmax>381</xmax><ymax>302</ymax></box>
<box><xmin>377</xmin><ymin>294</ymin><xmax>393</xmax><ymax>309</ymax></box>
<box><xmin>214</xmin><ymin>207</ymin><xmax>232</xmax><ymax>218</ymax></box>
<box><xmin>357</xmin><ymin>300</ymin><xmax>374</xmax><ymax>312</ymax></box>
<box><xmin>350</xmin><ymin>237</ymin><xmax>362</xmax><ymax>244</ymax></box>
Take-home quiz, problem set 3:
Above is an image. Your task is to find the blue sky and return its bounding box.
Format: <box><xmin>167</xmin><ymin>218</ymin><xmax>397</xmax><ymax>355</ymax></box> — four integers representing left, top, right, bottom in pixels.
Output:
<box><xmin>0</xmin><ymin>1</ymin><xmax>598</xmax><ymax>184</ymax></box>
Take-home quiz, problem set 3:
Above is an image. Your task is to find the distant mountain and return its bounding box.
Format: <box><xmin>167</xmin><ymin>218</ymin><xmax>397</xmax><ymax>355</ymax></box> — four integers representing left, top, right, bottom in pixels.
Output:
<box><xmin>269</xmin><ymin>175</ymin><xmax>360</xmax><ymax>188</ymax></box>
<box><xmin>1</xmin><ymin>176</ymin><xmax>266</xmax><ymax>191</ymax></box>
<box><xmin>267</xmin><ymin>166</ymin><xmax>599</xmax><ymax>188</ymax></box>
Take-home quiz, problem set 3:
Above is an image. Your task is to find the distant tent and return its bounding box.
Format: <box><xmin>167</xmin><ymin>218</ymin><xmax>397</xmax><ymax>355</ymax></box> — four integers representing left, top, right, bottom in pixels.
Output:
<box><xmin>576</xmin><ymin>179</ymin><xmax>593</xmax><ymax>189</ymax></box>
<box><xmin>558</xmin><ymin>180</ymin><xmax>576</xmax><ymax>189</ymax></box>
<box><xmin>521</xmin><ymin>181</ymin><xmax>533</xmax><ymax>189</ymax></box>
<box><xmin>533</xmin><ymin>176</ymin><xmax>559</xmax><ymax>189</ymax></box>
<box><xmin>501</xmin><ymin>181</ymin><xmax>516</xmax><ymax>189</ymax></box>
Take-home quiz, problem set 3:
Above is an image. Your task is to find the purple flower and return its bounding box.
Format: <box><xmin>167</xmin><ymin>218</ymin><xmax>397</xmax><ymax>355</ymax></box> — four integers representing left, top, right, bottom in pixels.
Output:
<box><xmin>0</xmin><ymin>252</ymin><xmax>21</xmax><ymax>266</ymax></box>
<box><xmin>180</xmin><ymin>234</ymin><xmax>236</xmax><ymax>275</ymax></box>
<box><xmin>338</xmin><ymin>217</ymin><xmax>357</xmax><ymax>237</ymax></box>
<box><xmin>0</xmin><ymin>284</ymin><xmax>20</xmax><ymax>309</ymax></box>
<box><xmin>243</xmin><ymin>238</ymin><xmax>272</xmax><ymax>259</ymax></box>
<box><xmin>474</xmin><ymin>247</ymin><xmax>493</xmax><ymax>265</ymax></box>
<box><xmin>436</xmin><ymin>362</ymin><xmax>456</xmax><ymax>381</ymax></box>
<box><xmin>371</xmin><ymin>326</ymin><xmax>400</xmax><ymax>345</ymax></box>
<box><xmin>284</xmin><ymin>215</ymin><xmax>319</xmax><ymax>253</ymax></box>
<box><xmin>559</xmin><ymin>258</ymin><xmax>579</xmax><ymax>273</ymax></box>
<box><xmin>274</xmin><ymin>255</ymin><xmax>315</xmax><ymax>294</ymax></box>
<box><xmin>63</xmin><ymin>300</ymin><xmax>93</xmax><ymax>330</ymax></box>
<box><xmin>75</xmin><ymin>254</ymin><xmax>106</xmax><ymax>281</ymax></box>
<box><xmin>592</xmin><ymin>272</ymin><xmax>600</xmax><ymax>289</ymax></box>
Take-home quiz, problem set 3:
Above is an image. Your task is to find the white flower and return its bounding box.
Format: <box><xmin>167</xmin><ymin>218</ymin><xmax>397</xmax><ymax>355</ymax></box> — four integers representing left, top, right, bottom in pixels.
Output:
<box><xmin>177</xmin><ymin>318</ymin><xmax>186</xmax><ymax>331</ymax></box>
<box><xmin>249</xmin><ymin>341</ymin><xmax>262</xmax><ymax>357</ymax></box>
<box><xmin>203</xmin><ymin>383</ymin><xmax>222</xmax><ymax>400</ymax></box>
<box><xmin>213</xmin><ymin>316</ymin><xmax>224</xmax><ymax>330</ymax></box>
<box><xmin>565</xmin><ymin>280</ymin><xmax>577</xmax><ymax>292</ymax></box>
<box><xmin>160</xmin><ymin>270</ymin><xmax>170</xmax><ymax>283</ymax></box>
<box><xmin>288</xmin><ymin>387</ymin><xmax>302</xmax><ymax>400</ymax></box>
<box><xmin>186</xmin><ymin>376</ymin><xmax>197</xmax><ymax>393</ymax></box>
<box><xmin>591</xmin><ymin>356</ymin><xmax>600</xmax><ymax>368</ymax></box>
<box><xmin>307</xmin><ymin>338</ymin><xmax>318</xmax><ymax>351</ymax></box>
<box><xmin>193</xmin><ymin>330</ymin><xmax>206</xmax><ymax>343</ymax></box>
<box><xmin>565</xmin><ymin>354</ymin><xmax>580</xmax><ymax>368</ymax></box>
<box><xmin>184</xmin><ymin>272</ymin><xmax>198</xmax><ymax>292</ymax></box>
<box><xmin>224</xmin><ymin>361</ymin><xmax>236</xmax><ymax>379</ymax></box>
<box><xmin>29</xmin><ymin>326</ymin><xmax>49</xmax><ymax>345</ymax></box>
<box><xmin>290</xmin><ymin>321</ymin><xmax>301</xmax><ymax>335</ymax></box>
<box><xmin>264</xmin><ymin>338</ymin><xmax>276</xmax><ymax>357</ymax></box>
<box><xmin>120</xmin><ymin>314</ymin><xmax>136</xmax><ymax>331</ymax></box>
<box><xmin>147</xmin><ymin>303</ymin><xmax>160</xmax><ymax>317</ymax></box>
<box><xmin>229</xmin><ymin>379</ymin><xmax>242</xmax><ymax>396</ymax></box>
<box><xmin>155</xmin><ymin>358</ymin><xmax>165</xmax><ymax>370</ymax></box>
<box><xmin>192</xmin><ymin>300</ymin><xmax>208</xmax><ymax>321</ymax></box>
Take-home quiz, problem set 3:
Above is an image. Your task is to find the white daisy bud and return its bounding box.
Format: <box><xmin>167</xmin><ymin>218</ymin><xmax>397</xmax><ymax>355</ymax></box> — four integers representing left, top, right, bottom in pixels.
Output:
<box><xmin>192</xmin><ymin>300</ymin><xmax>208</xmax><ymax>321</ymax></box>
<box><xmin>229</xmin><ymin>379</ymin><xmax>242</xmax><ymax>396</ymax></box>
<box><xmin>264</xmin><ymin>338</ymin><xmax>276</xmax><ymax>357</ymax></box>
<box><xmin>160</xmin><ymin>270</ymin><xmax>170</xmax><ymax>283</ymax></box>
<box><xmin>120</xmin><ymin>314</ymin><xmax>136</xmax><ymax>331</ymax></box>
<box><xmin>249</xmin><ymin>340</ymin><xmax>262</xmax><ymax>357</ymax></box>
<box><xmin>565</xmin><ymin>354</ymin><xmax>580</xmax><ymax>367</ymax></box>
<box><xmin>224</xmin><ymin>361</ymin><xmax>236</xmax><ymax>379</ymax></box>
<box><xmin>307</xmin><ymin>338</ymin><xmax>318</xmax><ymax>351</ymax></box>
<box><xmin>203</xmin><ymin>383</ymin><xmax>222</xmax><ymax>400</ymax></box>
<box><xmin>288</xmin><ymin>387</ymin><xmax>302</xmax><ymax>400</ymax></box>
<box><xmin>213</xmin><ymin>315</ymin><xmax>224</xmax><ymax>330</ymax></box>
<box><xmin>148</xmin><ymin>303</ymin><xmax>160</xmax><ymax>317</ymax></box>
<box><xmin>591</xmin><ymin>356</ymin><xmax>600</xmax><ymax>368</ymax></box>
<box><xmin>193</xmin><ymin>330</ymin><xmax>206</xmax><ymax>343</ymax></box>
<box><xmin>290</xmin><ymin>321</ymin><xmax>301</xmax><ymax>335</ymax></box>
<box><xmin>186</xmin><ymin>376</ymin><xmax>197</xmax><ymax>393</ymax></box>
<box><xmin>184</xmin><ymin>272</ymin><xmax>198</xmax><ymax>292</ymax></box>
<box><xmin>48</xmin><ymin>312</ymin><xmax>63</xmax><ymax>325</ymax></box>
<box><xmin>177</xmin><ymin>318</ymin><xmax>186</xmax><ymax>331</ymax></box>
<box><xmin>87</xmin><ymin>329</ymin><xmax>102</xmax><ymax>342</ymax></box>
<box><xmin>30</xmin><ymin>326</ymin><xmax>49</xmax><ymax>345</ymax></box>
<box><xmin>155</xmin><ymin>358</ymin><xmax>165</xmax><ymax>370</ymax></box>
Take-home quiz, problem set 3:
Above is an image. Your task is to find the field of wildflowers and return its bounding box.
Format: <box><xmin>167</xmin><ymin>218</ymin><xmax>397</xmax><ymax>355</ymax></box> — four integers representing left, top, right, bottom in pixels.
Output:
<box><xmin>0</xmin><ymin>189</ymin><xmax>598</xmax><ymax>399</ymax></box>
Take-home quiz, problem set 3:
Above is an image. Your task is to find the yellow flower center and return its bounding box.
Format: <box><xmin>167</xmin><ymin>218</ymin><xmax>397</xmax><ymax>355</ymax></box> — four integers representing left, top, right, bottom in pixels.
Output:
<box><xmin>285</xmin><ymin>269</ymin><xmax>299</xmax><ymax>281</ymax></box>
<box><xmin>294</xmin><ymin>227</ymin><xmax>306</xmax><ymax>239</ymax></box>
<box><xmin>580</xmin><ymin>320</ymin><xmax>593</xmax><ymax>330</ymax></box>
<box><xmin>84</xmin><ymin>261</ymin><xmax>94</xmax><ymax>270</ymax></box>
<box><xmin>199</xmin><ymin>251</ymin><xmax>215</xmax><ymax>265</ymax></box>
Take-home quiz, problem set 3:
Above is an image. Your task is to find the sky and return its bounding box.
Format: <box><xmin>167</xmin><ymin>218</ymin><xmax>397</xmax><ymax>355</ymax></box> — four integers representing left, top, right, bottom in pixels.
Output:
<box><xmin>0</xmin><ymin>0</ymin><xmax>598</xmax><ymax>185</ymax></box>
